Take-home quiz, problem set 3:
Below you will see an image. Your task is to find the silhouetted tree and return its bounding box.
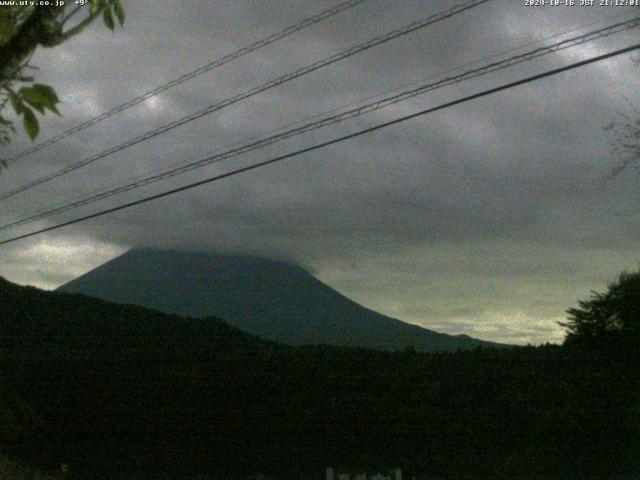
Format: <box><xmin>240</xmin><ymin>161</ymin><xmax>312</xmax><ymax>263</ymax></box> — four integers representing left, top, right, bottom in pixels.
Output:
<box><xmin>605</xmin><ymin>106</ymin><xmax>640</xmax><ymax>179</ymax></box>
<box><xmin>560</xmin><ymin>269</ymin><xmax>640</xmax><ymax>347</ymax></box>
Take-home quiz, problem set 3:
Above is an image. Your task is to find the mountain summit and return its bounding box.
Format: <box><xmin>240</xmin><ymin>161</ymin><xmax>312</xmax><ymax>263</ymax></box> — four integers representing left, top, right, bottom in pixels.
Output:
<box><xmin>57</xmin><ymin>249</ymin><xmax>503</xmax><ymax>351</ymax></box>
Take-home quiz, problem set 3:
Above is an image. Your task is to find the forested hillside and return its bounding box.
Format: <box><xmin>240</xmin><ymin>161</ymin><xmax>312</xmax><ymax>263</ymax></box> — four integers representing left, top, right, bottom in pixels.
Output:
<box><xmin>1</xmin><ymin>277</ymin><xmax>638</xmax><ymax>479</ymax></box>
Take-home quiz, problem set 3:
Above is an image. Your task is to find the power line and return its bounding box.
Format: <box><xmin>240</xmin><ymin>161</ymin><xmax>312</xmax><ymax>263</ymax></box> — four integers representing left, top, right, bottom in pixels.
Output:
<box><xmin>3</xmin><ymin>15</ymin><xmax>639</xmax><ymax>231</ymax></box>
<box><xmin>3</xmin><ymin>0</ymin><xmax>369</xmax><ymax>166</ymax></box>
<box><xmin>15</xmin><ymin>5</ymin><xmax>632</xmax><ymax>227</ymax></box>
<box><xmin>19</xmin><ymin>8</ymin><xmax>624</xmax><ymax>223</ymax></box>
<box><xmin>0</xmin><ymin>0</ymin><xmax>491</xmax><ymax>202</ymax></box>
<box><xmin>2</xmin><ymin>42</ymin><xmax>637</xmax><ymax>247</ymax></box>
<box><xmin>4</xmin><ymin>15</ymin><xmax>637</xmax><ymax>229</ymax></box>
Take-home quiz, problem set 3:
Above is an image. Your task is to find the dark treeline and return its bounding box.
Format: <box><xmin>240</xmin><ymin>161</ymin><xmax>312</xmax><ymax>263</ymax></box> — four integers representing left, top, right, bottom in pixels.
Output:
<box><xmin>1</xmin><ymin>276</ymin><xmax>638</xmax><ymax>479</ymax></box>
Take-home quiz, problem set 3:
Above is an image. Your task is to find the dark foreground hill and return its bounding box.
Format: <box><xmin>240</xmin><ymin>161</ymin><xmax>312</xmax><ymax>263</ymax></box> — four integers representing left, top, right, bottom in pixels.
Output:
<box><xmin>57</xmin><ymin>249</ymin><xmax>504</xmax><ymax>351</ymax></box>
<box><xmin>1</xmin><ymin>277</ymin><xmax>638</xmax><ymax>480</ymax></box>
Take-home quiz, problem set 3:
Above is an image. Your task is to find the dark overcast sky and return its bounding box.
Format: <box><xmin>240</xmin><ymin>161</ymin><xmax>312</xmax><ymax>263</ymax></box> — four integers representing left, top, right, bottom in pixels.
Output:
<box><xmin>1</xmin><ymin>0</ymin><xmax>640</xmax><ymax>344</ymax></box>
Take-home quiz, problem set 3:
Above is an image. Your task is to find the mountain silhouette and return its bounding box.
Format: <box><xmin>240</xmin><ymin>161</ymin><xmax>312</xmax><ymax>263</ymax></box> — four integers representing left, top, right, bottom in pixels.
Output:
<box><xmin>2</xmin><ymin>275</ymin><xmax>635</xmax><ymax>479</ymax></box>
<box><xmin>57</xmin><ymin>248</ymin><xmax>504</xmax><ymax>351</ymax></box>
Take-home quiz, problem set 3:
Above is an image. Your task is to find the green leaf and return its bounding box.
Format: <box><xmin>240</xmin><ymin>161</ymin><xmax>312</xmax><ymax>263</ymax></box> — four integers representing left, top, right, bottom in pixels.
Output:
<box><xmin>23</xmin><ymin>98</ymin><xmax>45</xmax><ymax>114</ymax></box>
<box><xmin>22</xmin><ymin>107</ymin><xmax>39</xmax><ymax>141</ymax></box>
<box><xmin>9</xmin><ymin>93</ymin><xmax>23</xmax><ymax>115</ymax></box>
<box><xmin>0</xmin><ymin>15</ymin><xmax>12</xmax><ymax>44</ymax></box>
<box><xmin>114</xmin><ymin>0</ymin><xmax>125</xmax><ymax>26</ymax></box>
<box><xmin>20</xmin><ymin>90</ymin><xmax>45</xmax><ymax>114</ymax></box>
<box><xmin>103</xmin><ymin>8</ymin><xmax>114</xmax><ymax>31</ymax></box>
<box><xmin>39</xmin><ymin>84</ymin><xmax>59</xmax><ymax>104</ymax></box>
<box><xmin>48</xmin><ymin>103</ymin><xmax>61</xmax><ymax>116</ymax></box>
<box><xmin>18</xmin><ymin>84</ymin><xmax>60</xmax><ymax>114</ymax></box>
<box><xmin>48</xmin><ymin>19</ymin><xmax>63</xmax><ymax>38</ymax></box>
<box><xmin>28</xmin><ymin>84</ymin><xmax>59</xmax><ymax>104</ymax></box>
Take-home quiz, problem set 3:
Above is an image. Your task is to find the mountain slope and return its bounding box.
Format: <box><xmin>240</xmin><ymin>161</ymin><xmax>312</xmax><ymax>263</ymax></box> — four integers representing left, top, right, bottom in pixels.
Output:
<box><xmin>57</xmin><ymin>249</ymin><xmax>504</xmax><ymax>351</ymax></box>
<box><xmin>2</xmin><ymin>276</ymin><xmax>636</xmax><ymax>479</ymax></box>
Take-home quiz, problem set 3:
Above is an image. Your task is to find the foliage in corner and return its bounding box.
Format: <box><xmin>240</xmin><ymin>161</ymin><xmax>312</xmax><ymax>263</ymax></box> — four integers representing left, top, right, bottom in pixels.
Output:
<box><xmin>0</xmin><ymin>0</ymin><xmax>125</xmax><ymax>154</ymax></box>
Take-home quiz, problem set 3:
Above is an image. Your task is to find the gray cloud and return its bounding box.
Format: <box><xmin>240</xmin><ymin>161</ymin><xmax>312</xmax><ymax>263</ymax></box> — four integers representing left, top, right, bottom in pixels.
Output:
<box><xmin>1</xmin><ymin>0</ymin><xmax>640</xmax><ymax>344</ymax></box>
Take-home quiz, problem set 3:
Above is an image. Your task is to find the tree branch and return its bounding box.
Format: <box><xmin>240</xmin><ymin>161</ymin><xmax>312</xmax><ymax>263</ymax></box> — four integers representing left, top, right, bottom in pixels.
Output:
<box><xmin>45</xmin><ymin>4</ymin><xmax>110</xmax><ymax>47</ymax></box>
<box><xmin>0</xmin><ymin>6</ymin><xmax>61</xmax><ymax>82</ymax></box>
<box><xmin>61</xmin><ymin>5</ymin><xmax>83</xmax><ymax>26</ymax></box>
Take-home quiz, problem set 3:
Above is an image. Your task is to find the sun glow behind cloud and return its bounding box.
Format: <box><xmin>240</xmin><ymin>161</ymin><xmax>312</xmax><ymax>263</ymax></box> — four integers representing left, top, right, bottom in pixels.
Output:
<box><xmin>4</xmin><ymin>237</ymin><xmax>125</xmax><ymax>290</ymax></box>
<box><xmin>144</xmin><ymin>95</ymin><xmax>164</xmax><ymax>112</ymax></box>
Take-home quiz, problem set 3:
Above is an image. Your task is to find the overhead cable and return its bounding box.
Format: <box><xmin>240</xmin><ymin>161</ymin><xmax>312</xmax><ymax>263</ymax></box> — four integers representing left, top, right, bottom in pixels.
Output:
<box><xmin>0</xmin><ymin>0</ymin><xmax>491</xmax><ymax>202</ymax></box>
<box><xmin>3</xmin><ymin>0</ymin><xmax>369</xmax><ymax>166</ymax></box>
<box><xmin>2</xmin><ymin>42</ymin><xmax>638</xmax><ymax>246</ymax></box>
<box><xmin>3</xmin><ymin>16</ymin><xmax>638</xmax><ymax>231</ymax></box>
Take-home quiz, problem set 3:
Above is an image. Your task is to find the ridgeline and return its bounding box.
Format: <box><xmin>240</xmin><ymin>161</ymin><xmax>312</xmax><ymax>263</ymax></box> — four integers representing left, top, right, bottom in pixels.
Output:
<box><xmin>1</xmin><ymin>276</ymin><xmax>638</xmax><ymax>479</ymax></box>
